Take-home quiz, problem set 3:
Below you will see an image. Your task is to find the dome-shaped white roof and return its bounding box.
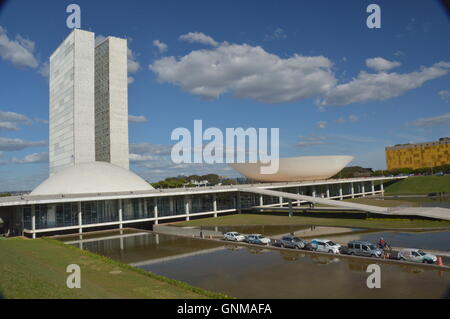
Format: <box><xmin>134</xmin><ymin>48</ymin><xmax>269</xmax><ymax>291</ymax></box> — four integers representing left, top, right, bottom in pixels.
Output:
<box><xmin>31</xmin><ymin>162</ymin><xmax>154</xmax><ymax>196</ymax></box>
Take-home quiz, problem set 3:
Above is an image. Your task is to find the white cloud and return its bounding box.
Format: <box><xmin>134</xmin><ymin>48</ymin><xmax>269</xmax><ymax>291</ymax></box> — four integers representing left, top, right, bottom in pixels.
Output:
<box><xmin>153</xmin><ymin>39</ymin><xmax>168</xmax><ymax>53</ymax></box>
<box><xmin>316</xmin><ymin>121</ymin><xmax>326</xmax><ymax>129</ymax></box>
<box><xmin>0</xmin><ymin>111</ymin><xmax>30</xmax><ymax>131</ymax></box>
<box><xmin>0</xmin><ymin>137</ymin><xmax>46</xmax><ymax>151</ymax></box>
<box><xmin>366</xmin><ymin>57</ymin><xmax>401</xmax><ymax>72</ymax></box>
<box><xmin>11</xmin><ymin>152</ymin><xmax>48</xmax><ymax>164</ymax></box>
<box><xmin>438</xmin><ymin>90</ymin><xmax>450</xmax><ymax>102</ymax></box>
<box><xmin>38</xmin><ymin>61</ymin><xmax>49</xmax><ymax>77</ymax></box>
<box><xmin>179</xmin><ymin>32</ymin><xmax>219</xmax><ymax>47</ymax></box>
<box><xmin>129</xmin><ymin>153</ymin><xmax>158</xmax><ymax>162</ymax></box>
<box><xmin>127</xmin><ymin>47</ymin><xmax>140</xmax><ymax>85</ymax></box>
<box><xmin>320</xmin><ymin>62</ymin><xmax>450</xmax><ymax>106</ymax></box>
<box><xmin>128</xmin><ymin>115</ymin><xmax>147</xmax><ymax>123</ymax></box>
<box><xmin>409</xmin><ymin>112</ymin><xmax>450</xmax><ymax>127</ymax></box>
<box><xmin>151</xmin><ymin>34</ymin><xmax>450</xmax><ymax>106</ymax></box>
<box><xmin>127</xmin><ymin>48</ymin><xmax>140</xmax><ymax>73</ymax></box>
<box><xmin>0</xmin><ymin>25</ymin><xmax>38</xmax><ymax>68</ymax></box>
<box><xmin>150</xmin><ymin>41</ymin><xmax>336</xmax><ymax>103</ymax></box>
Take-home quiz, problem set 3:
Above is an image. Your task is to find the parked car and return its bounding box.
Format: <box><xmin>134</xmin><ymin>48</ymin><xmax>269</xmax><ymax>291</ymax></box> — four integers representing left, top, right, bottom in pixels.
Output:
<box><xmin>310</xmin><ymin>239</ymin><xmax>341</xmax><ymax>254</ymax></box>
<box><xmin>398</xmin><ymin>248</ymin><xmax>437</xmax><ymax>264</ymax></box>
<box><xmin>279</xmin><ymin>235</ymin><xmax>307</xmax><ymax>249</ymax></box>
<box><xmin>347</xmin><ymin>240</ymin><xmax>383</xmax><ymax>258</ymax></box>
<box><xmin>223</xmin><ymin>232</ymin><xmax>246</xmax><ymax>242</ymax></box>
<box><xmin>246</xmin><ymin>234</ymin><xmax>271</xmax><ymax>245</ymax></box>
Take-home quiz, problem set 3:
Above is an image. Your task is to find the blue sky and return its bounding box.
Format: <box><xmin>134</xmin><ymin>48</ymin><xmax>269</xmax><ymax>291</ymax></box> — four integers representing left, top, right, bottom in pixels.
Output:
<box><xmin>0</xmin><ymin>0</ymin><xmax>449</xmax><ymax>191</ymax></box>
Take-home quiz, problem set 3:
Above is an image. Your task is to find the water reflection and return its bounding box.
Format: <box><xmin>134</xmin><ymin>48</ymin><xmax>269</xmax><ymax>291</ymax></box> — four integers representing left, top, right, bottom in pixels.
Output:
<box><xmin>61</xmin><ymin>230</ymin><xmax>450</xmax><ymax>299</ymax></box>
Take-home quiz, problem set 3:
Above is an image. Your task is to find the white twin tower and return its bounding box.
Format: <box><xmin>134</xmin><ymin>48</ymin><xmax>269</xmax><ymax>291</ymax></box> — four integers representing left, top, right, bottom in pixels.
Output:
<box><xmin>49</xmin><ymin>29</ymin><xmax>129</xmax><ymax>175</ymax></box>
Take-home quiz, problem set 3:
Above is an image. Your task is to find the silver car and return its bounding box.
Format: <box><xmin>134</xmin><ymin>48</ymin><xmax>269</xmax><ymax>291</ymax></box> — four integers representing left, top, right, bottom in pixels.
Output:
<box><xmin>279</xmin><ymin>235</ymin><xmax>307</xmax><ymax>249</ymax></box>
<box><xmin>347</xmin><ymin>240</ymin><xmax>383</xmax><ymax>258</ymax></box>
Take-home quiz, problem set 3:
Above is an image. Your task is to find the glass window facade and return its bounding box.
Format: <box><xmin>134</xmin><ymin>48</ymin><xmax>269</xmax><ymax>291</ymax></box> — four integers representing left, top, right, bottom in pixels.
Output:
<box><xmin>82</xmin><ymin>200</ymin><xmax>119</xmax><ymax>224</ymax></box>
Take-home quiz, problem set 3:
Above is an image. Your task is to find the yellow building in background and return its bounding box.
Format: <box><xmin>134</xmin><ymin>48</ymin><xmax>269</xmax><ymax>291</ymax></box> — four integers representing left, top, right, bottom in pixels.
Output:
<box><xmin>385</xmin><ymin>137</ymin><xmax>450</xmax><ymax>170</ymax></box>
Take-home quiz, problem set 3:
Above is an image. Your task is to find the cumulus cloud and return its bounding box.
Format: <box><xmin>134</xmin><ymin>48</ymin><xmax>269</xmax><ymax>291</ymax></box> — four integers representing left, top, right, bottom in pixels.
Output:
<box><xmin>0</xmin><ymin>111</ymin><xmax>30</xmax><ymax>131</ymax></box>
<box><xmin>320</xmin><ymin>62</ymin><xmax>450</xmax><ymax>106</ymax></box>
<box><xmin>153</xmin><ymin>39</ymin><xmax>168</xmax><ymax>53</ymax></box>
<box><xmin>0</xmin><ymin>137</ymin><xmax>46</xmax><ymax>151</ymax></box>
<box><xmin>127</xmin><ymin>47</ymin><xmax>140</xmax><ymax>84</ymax></box>
<box><xmin>150</xmin><ymin>41</ymin><xmax>336</xmax><ymax>103</ymax></box>
<box><xmin>409</xmin><ymin>113</ymin><xmax>450</xmax><ymax>127</ymax></box>
<box><xmin>0</xmin><ymin>25</ymin><xmax>38</xmax><ymax>68</ymax></box>
<box><xmin>366</xmin><ymin>57</ymin><xmax>401</xmax><ymax>72</ymax></box>
<box><xmin>150</xmin><ymin>33</ymin><xmax>450</xmax><ymax>106</ymax></box>
<box><xmin>128</xmin><ymin>115</ymin><xmax>147</xmax><ymax>123</ymax></box>
<box><xmin>438</xmin><ymin>90</ymin><xmax>450</xmax><ymax>102</ymax></box>
<box><xmin>179</xmin><ymin>32</ymin><xmax>219</xmax><ymax>47</ymax></box>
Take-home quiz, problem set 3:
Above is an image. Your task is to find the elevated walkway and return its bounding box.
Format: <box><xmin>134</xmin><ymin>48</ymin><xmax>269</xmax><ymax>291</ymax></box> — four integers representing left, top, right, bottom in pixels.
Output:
<box><xmin>239</xmin><ymin>187</ymin><xmax>450</xmax><ymax>220</ymax></box>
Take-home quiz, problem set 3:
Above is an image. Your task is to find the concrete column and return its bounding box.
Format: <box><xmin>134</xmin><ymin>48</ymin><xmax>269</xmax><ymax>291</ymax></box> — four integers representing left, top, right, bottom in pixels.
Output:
<box><xmin>118</xmin><ymin>199</ymin><xmax>123</xmax><ymax>229</ymax></box>
<box><xmin>312</xmin><ymin>186</ymin><xmax>316</xmax><ymax>198</ymax></box>
<box><xmin>380</xmin><ymin>182</ymin><xmax>384</xmax><ymax>195</ymax></box>
<box><xmin>288</xmin><ymin>200</ymin><xmax>293</xmax><ymax>217</ymax></box>
<box><xmin>296</xmin><ymin>187</ymin><xmax>301</xmax><ymax>206</ymax></box>
<box><xmin>236</xmin><ymin>192</ymin><xmax>241</xmax><ymax>214</ymax></box>
<box><xmin>78</xmin><ymin>202</ymin><xmax>82</xmax><ymax>234</ymax></box>
<box><xmin>371</xmin><ymin>181</ymin><xmax>375</xmax><ymax>195</ymax></box>
<box><xmin>31</xmin><ymin>205</ymin><xmax>36</xmax><ymax>239</ymax></box>
<box><xmin>154</xmin><ymin>197</ymin><xmax>158</xmax><ymax>225</ymax></box>
<box><xmin>351</xmin><ymin>182</ymin><xmax>355</xmax><ymax>198</ymax></box>
<box><xmin>259</xmin><ymin>194</ymin><xmax>264</xmax><ymax>212</ymax></box>
<box><xmin>213</xmin><ymin>194</ymin><xmax>218</xmax><ymax>218</ymax></box>
<box><xmin>326</xmin><ymin>186</ymin><xmax>330</xmax><ymax>198</ymax></box>
<box><xmin>185</xmin><ymin>196</ymin><xmax>190</xmax><ymax>221</ymax></box>
<box><xmin>361</xmin><ymin>183</ymin><xmax>366</xmax><ymax>197</ymax></box>
<box><xmin>339</xmin><ymin>185</ymin><xmax>343</xmax><ymax>200</ymax></box>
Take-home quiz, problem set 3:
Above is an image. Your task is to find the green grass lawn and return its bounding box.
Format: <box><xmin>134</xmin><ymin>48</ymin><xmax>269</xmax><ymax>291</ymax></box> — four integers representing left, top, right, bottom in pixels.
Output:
<box><xmin>0</xmin><ymin>237</ymin><xmax>228</xmax><ymax>299</ymax></box>
<box><xmin>385</xmin><ymin>175</ymin><xmax>450</xmax><ymax>195</ymax></box>
<box><xmin>174</xmin><ymin>213</ymin><xmax>450</xmax><ymax>230</ymax></box>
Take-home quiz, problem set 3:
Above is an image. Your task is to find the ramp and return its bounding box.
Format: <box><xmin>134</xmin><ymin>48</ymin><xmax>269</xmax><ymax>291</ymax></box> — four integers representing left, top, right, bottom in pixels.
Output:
<box><xmin>239</xmin><ymin>187</ymin><xmax>450</xmax><ymax>220</ymax></box>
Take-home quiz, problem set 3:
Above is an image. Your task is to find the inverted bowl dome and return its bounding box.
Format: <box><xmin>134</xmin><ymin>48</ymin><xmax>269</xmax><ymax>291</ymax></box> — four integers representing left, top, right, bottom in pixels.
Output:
<box><xmin>230</xmin><ymin>155</ymin><xmax>354</xmax><ymax>182</ymax></box>
<box><xmin>31</xmin><ymin>161</ymin><xmax>154</xmax><ymax>196</ymax></box>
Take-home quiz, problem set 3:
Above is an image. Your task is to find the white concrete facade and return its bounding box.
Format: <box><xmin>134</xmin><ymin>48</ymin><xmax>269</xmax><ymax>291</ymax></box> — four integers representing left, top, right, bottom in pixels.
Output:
<box><xmin>49</xmin><ymin>29</ymin><xmax>96</xmax><ymax>175</ymax></box>
<box><xmin>95</xmin><ymin>36</ymin><xmax>129</xmax><ymax>170</ymax></box>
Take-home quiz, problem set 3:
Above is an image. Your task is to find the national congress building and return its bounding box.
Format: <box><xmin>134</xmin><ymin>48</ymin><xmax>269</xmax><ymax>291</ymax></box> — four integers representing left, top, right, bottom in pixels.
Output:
<box><xmin>0</xmin><ymin>29</ymin><xmax>404</xmax><ymax>238</ymax></box>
